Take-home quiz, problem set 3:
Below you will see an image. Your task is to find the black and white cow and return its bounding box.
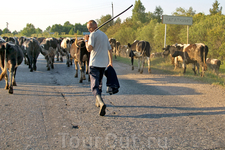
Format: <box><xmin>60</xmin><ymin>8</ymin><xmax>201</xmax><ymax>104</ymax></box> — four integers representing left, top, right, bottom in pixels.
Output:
<box><xmin>0</xmin><ymin>41</ymin><xmax>24</xmax><ymax>94</ymax></box>
<box><xmin>18</xmin><ymin>36</ymin><xmax>29</xmax><ymax>65</ymax></box>
<box><xmin>70</xmin><ymin>38</ymin><xmax>90</xmax><ymax>83</ymax></box>
<box><xmin>40</xmin><ymin>38</ymin><xmax>58</xmax><ymax>70</ymax></box>
<box><xmin>21</xmin><ymin>38</ymin><xmax>41</xmax><ymax>72</ymax></box>
<box><xmin>172</xmin><ymin>43</ymin><xmax>208</xmax><ymax>77</ymax></box>
<box><xmin>162</xmin><ymin>44</ymin><xmax>186</xmax><ymax>69</ymax></box>
<box><xmin>127</xmin><ymin>40</ymin><xmax>151</xmax><ymax>73</ymax></box>
<box><xmin>206</xmin><ymin>58</ymin><xmax>221</xmax><ymax>75</ymax></box>
<box><xmin>61</xmin><ymin>37</ymin><xmax>73</xmax><ymax>67</ymax></box>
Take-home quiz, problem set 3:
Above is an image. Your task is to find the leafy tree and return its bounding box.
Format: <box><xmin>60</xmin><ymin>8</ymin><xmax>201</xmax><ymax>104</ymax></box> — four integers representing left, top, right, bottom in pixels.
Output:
<box><xmin>45</xmin><ymin>26</ymin><xmax>51</xmax><ymax>33</ymax></box>
<box><xmin>153</xmin><ymin>23</ymin><xmax>165</xmax><ymax>51</ymax></box>
<box><xmin>105</xmin><ymin>23</ymin><xmax>121</xmax><ymax>39</ymax></box>
<box><xmin>114</xmin><ymin>26</ymin><xmax>136</xmax><ymax>45</ymax></box>
<box><xmin>36</xmin><ymin>28</ymin><xmax>42</xmax><ymax>34</ymax></box>
<box><xmin>77</xmin><ymin>30</ymin><xmax>82</xmax><ymax>35</ymax></box>
<box><xmin>0</xmin><ymin>29</ymin><xmax>2</xmax><ymax>35</ymax></box>
<box><xmin>132</xmin><ymin>0</ymin><xmax>146</xmax><ymax>23</ymax></box>
<box><xmin>186</xmin><ymin>7</ymin><xmax>196</xmax><ymax>16</ymax></box>
<box><xmin>21</xmin><ymin>23</ymin><xmax>35</xmax><ymax>37</ymax></box>
<box><xmin>114</xmin><ymin>18</ymin><xmax>121</xmax><ymax>25</ymax></box>
<box><xmin>12</xmin><ymin>30</ymin><xmax>18</xmax><ymax>35</ymax></box>
<box><xmin>63</xmin><ymin>21</ymin><xmax>74</xmax><ymax>34</ymax></box>
<box><xmin>69</xmin><ymin>28</ymin><xmax>75</xmax><ymax>35</ymax></box>
<box><xmin>74</xmin><ymin>23</ymin><xmax>88</xmax><ymax>33</ymax></box>
<box><xmin>3</xmin><ymin>28</ymin><xmax>11</xmax><ymax>34</ymax></box>
<box><xmin>154</xmin><ymin>6</ymin><xmax>163</xmax><ymax>23</ymax></box>
<box><xmin>173</xmin><ymin>7</ymin><xmax>196</xmax><ymax>16</ymax></box>
<box><xmin>136</xmin><ymin>19</ymin><xmax>158</xmax><ymax>49</ymax></box>
<box><xmin>51</xmin><ymin>24</ymin><xmax>63</xmax><ymax>34</ymax></box>
<box><xmin>96</xmin><ymin>14</ymin><xmax>112</xmax><ymax>32</ymax></box>
<box><xmin>209</xmin><ymin>0</ymin><xmax>222</xmax><ymax>15</ymax></box>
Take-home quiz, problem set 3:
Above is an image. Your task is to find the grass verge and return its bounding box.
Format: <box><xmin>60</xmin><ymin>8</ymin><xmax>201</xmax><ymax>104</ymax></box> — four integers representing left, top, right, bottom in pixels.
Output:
<box><xmin>115</xmin><ymin>56</ymin><xmax>225</xmax><ymax>88</ymax></box>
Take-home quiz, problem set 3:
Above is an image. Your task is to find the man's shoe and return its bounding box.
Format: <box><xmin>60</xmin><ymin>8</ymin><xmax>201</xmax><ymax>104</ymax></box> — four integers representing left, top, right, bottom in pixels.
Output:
<box><xmin>96</xmin><ymin>95</ymin><xmax>106</xmax><ymax>116</ymax></box>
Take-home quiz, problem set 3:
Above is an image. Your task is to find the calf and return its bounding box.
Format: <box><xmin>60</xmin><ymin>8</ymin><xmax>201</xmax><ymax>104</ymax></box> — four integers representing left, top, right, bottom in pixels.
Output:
<box><xmin>40</xmin><ymin>38</ymin><xmax>57</xmax><ymax>70</ymax></box>
<box><xmin>162</xmin><ymin>44</ymin><xmax>185</xmax><ymax>69</ymax></box>
<box><xmin>0</xmin><ymin>42</ymin><xmax>24</xmax><ymax>94</ymax></box>
<box><xmin>206</xmin><ymin>58</ymin><xmax>221</xmax><ymax>75</ymax></box>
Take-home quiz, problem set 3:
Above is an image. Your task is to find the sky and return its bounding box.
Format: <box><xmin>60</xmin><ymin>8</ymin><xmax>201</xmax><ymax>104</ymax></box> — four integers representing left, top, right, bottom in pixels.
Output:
<box><xmin>1</xmin><ymin>0</ymin><xmax>224</xmax><ymax>32</ymax></box>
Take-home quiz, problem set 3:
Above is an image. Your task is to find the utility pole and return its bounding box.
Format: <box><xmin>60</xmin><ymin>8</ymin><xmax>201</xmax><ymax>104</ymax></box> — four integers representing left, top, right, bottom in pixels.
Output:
<box><xmin>6</xmin><ymin>22</ymin><xmax>9</xmax><ymax>29</ymax></box>
<box><xmin>112</xmin><ymin>2</ymin><xmax>114</xmax><ymax>25</ymax></box>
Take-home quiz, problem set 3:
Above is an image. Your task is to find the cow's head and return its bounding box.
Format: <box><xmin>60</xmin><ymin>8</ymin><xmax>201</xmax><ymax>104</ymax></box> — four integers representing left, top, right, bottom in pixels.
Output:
<box><xmin>75</xmin><ymin>39</ymin><xmax>85</xmax><ymax>50</ymax></box>
<box><xmin>162</xmin><ymin>45</ymin><xmax>171</xmax><ymax>56</ymax></box>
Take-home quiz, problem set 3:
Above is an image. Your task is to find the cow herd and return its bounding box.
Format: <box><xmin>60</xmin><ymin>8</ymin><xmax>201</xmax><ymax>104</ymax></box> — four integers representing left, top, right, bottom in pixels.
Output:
<box><xmin>112</xmin><ymin>39</ymin><xmax>221</xmax><ymax>77</ymax></box>
<box><xmin>0</xmin><ymin>36</ymin><xmax>222</xmax><ymax>94</ymax></box>
<box><xmin>0</xmin><ymin>36</ymin><xmax>90</xmax><ymax>94</ymax></box>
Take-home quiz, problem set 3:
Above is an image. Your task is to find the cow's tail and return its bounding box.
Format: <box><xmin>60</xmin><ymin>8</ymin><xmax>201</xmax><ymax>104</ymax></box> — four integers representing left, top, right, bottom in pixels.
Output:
<box><xmin>203</xmin><ymin>45</ymin><xmax>208</xmax><ymax>71</ymax></box>
<box><xmin>0</xmin><ymin>48</ymin><xmax>8</xmax><ymax>81</ymax></box>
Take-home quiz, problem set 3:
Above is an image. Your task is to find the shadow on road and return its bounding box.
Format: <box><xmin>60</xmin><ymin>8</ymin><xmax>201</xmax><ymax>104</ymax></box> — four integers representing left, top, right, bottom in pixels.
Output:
<box><xmin>106</xmin><ymin>105</ymin><xmax>225</xmax><ymax>118</ymax></box>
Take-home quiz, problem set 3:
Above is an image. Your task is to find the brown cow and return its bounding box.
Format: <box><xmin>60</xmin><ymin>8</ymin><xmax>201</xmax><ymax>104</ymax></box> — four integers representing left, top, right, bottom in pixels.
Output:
<box><xmin>70</xmin><ymin>38</ymin><xmax>90</xmax><ymax>83</ymax></box>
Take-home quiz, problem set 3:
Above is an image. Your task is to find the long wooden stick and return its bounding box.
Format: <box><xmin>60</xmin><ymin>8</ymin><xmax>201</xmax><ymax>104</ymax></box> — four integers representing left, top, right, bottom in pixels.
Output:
<box><xmin>95</xmin><ymin>4</ymin><xmax>133</xmax><ymax>31</ymax></box>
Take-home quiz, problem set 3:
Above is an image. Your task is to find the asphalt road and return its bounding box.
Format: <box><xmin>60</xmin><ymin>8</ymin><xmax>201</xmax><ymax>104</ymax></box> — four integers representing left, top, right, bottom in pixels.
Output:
<box><xmin>0</xmin><ymin>55</ymin><xmax>225</xmax><ymax>149</ymax></box>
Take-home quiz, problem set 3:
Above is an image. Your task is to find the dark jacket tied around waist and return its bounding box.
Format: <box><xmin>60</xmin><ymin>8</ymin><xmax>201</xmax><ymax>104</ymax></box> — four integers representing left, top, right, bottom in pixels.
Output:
<box><xmin>104</xmin><ymin>66</ymin><xmax>120</xmax><ymax>95</ymax></box>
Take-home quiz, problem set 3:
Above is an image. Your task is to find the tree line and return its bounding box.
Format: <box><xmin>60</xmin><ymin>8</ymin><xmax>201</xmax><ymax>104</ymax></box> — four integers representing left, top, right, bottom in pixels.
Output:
<box><xmin>0</xmin><ymin>0</ymin><xmax>224</xmax><ymax>60</ymax></box>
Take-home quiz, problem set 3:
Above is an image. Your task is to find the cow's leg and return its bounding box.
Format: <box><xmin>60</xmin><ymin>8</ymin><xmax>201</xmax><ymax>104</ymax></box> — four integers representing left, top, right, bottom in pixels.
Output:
<box><xmin>4</xmin><ymin>73</ymin><xmax>9</xmax><ymax>90</ymax></box>
<box><xmin>138</xmin><ymin>58</ymin><xmax>141</xmax><ymax>72</ymax></box>
<box><xmin>46</xmin><ymin>57</ymin><xmax>50</xmax><ymax>71</ymax></box>
<box><xmin>114</xmin><ymin>47</ymin><xmax>117</xmax><ymax>59</ymax></box>
<box><xmin>79</xmin><ymin>62</ymin><xmax>83</xmax><ymax>83</ymax></box>
<box><xmin>27</xmin><ymin>57</ymin><xmax>31</xmax><ymax>68</ymax></box>
<box><xmin>182</xmin><ymin>62</ymin><xmax>186</xmax><ymax>74</ymax></box>
<box><xmin>29</xmin><ymin>56</ymin><xmax>33</xmax><ymax>72</ymax></box>
<box><xmin>12</xmin><ymin>67</ymin><xmax>17</xmax><ymax>86</ymax></box>
<box><xmin>74</xmin><ymin>60</ymin><xmax>78</xmax><ymax>78</ymax></box>
<box><xmin>201</xmin><ymin>66</ymin><xmax>205</xmax><ymax>77</ymax></box>
<box><xmin>147</xmin><ymin>57</ymin><xmax>151</xmax><ymax>73</ymax></box>
<box><xmin>131</xmin><ymin>56</ymin><xmax>134</xmax><ymax>70</ymax></box>
<box><xmin>82</xmin><ymin>64</ymin><xmax>86</xmax><ymax>80</ymax></box>
<box><xmin>66</xmin><ymin>52</ymin><xmax>70</xmax><ymax>67</ymax></box>
<box><xmin>56</xmin><ymin>47</ymin><xmax>59</xmax><ymax>61</ymax></box>
<box><xmin>85</xmin><ymin>61</ymin><xmax>89</xmax><ymax>74</ymax></box>
<box><xmin>60</xmin><ymin>49</ymin><xmax>64</xmax><ymax>62</ymax></box>
<box><xmin>51</xmin><ymin>57</ymin><xmax>54</xmax><ymax>69</ymax></box>
<box><xmin>174</xmin><ymin>57</ymin><xmax>178</xmax><ymax>70</ymax></box>
<box><xmin>192</xmin><ymin>64</ymin><xmax>197</xmax><ymax>75</ymax></box>
<box><xmin>140</xmin><ymin>57</ymin><xmax>144</xmax><ymax>74</ymax></box>
<box><xmin>8</xmin><ymin>67</ymin><xmax>14</xmax><ymax>94</ymax></box>
<box><xmin>33</xmin><ymin>57</ymin><xmax>37</xmax><ymax>71</ymax></box>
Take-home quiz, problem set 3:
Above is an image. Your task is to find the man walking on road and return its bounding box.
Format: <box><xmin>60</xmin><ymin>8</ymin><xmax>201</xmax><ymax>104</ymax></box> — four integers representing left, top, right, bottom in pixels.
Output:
<box><xmin>84</xmin><ymin>20</ymin><xmax>113</xmax><ymax>116</ymax></box>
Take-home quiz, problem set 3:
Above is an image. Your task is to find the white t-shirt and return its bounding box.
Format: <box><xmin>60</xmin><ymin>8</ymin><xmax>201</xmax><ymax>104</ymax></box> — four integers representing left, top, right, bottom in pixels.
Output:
<box><xmin>88</xmin><ymin>30</ymin><xmax>112</xmax><ymax>67</ymax></box>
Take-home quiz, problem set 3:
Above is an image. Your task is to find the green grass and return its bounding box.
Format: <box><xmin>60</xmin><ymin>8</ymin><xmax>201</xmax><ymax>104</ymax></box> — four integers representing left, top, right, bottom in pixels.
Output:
<box><xmin>115</xmin><ymin>56</ymin><xmax>225</xmax><ymax>88</ymax></box>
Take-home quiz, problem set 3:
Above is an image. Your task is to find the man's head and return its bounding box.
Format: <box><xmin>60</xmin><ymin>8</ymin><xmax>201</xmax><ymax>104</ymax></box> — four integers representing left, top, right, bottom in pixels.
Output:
<box><xmin>87</xmin><ymin>20</ymin><xmax>98</xmax><ymax>33</ymax></box>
